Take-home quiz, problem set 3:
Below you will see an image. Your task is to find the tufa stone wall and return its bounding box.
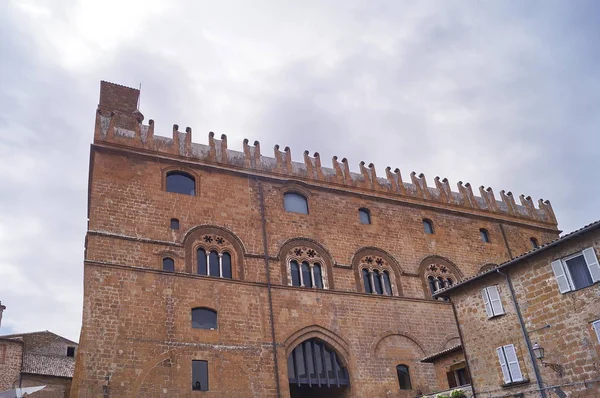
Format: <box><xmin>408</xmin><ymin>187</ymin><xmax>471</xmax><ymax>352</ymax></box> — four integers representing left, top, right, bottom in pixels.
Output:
<box><xmin>0</xmin><ymin>338</ymin><xmax>23</xmax><ymax>391</ymax></box>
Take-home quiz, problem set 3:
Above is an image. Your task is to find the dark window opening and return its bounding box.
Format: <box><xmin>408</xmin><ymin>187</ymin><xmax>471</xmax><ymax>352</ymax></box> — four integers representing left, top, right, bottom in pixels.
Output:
<box><xmin>397</xmin><ymin>364</ymin><xmax>412</xmax><ymax>390</ymax></box>
<box><xmin>291</xmin><ymin>260</ymin><xmax>301</xmax><ymax>287</ymax></box>
<box><xmin>170</xmin><ymin>218</ymin><xmax>180</xmax><ymax>230</ymax></box>
<box><xmin>362</xmin><ymin>269</ymin><xmax>372</xmax><ymax>293</ymax></box>
<box><xmin>191</xmin><ymin>308</ymin><xmax>217</xmax><ymax>330</ymax></box>
<box><xmin>162</xmin><ymin>257</ymin><xmax>175</xmax><ymax>272</ymax></box>
<box><xmin>358</xmin><ymin>208</ymin><xmax>371</xmax><ymax>224</ymax></box>
<box><xmin>192</xmin><ymin>360</ymin><xmax>208</xmax><ymax>391</ymax></box>
<box><xmin>197</xmin><ymin>248</ymin><xmax>207</xmax><ymax>275</ymax></box>
<box><xmin>530</xmin><ymin>237</ymin><xmax>539</xmax><ymax>249</ymax></box>
<box><xmin>314</xmin><ymin>264</ymin><xmax>323</xmax><ymax>289</ymax></box>
<box><xmin>67</xmin><ymin>347</ymin><xmax>75</xmax><ymax>357</ymax></box>
<box><xmin>209</xmin><ymin>251</ymin><xmax>219</xmax><ymax>277</ymax></box>
<box><xmin>480</xmin><ymin>228</ymin><xmax>490</xmax><ymax>243</ymax></box>
<box><xmin>428</xmin><ymin>276</ymin><xmax>437</xmax><ymax>296</ymax></box>
<box><xmin>166</xmin><ymin>171</ymin><xmax>195</xmax><ymax>196</ymax></box>
<box><xmin>301</xmin><ymin>262</ymin><xmax>312</xmax><ymax>288</ymax></box>
<box><xmin>383</xmin><ymin>271</ymin><xmax>392</xmax><ymax>296</ymax></box>
<box><xmin>222</xmin><ymin>252</ymin><xmax>232</xmax><ymax>279</ymax></box>
<box><xmin>373</xmin><ymin>270</ymin><xmax>383</xmax><ymax>294</ymax></box>
<box><xmin>423</xmin><ymin>219</ymin><xmax>434</xmax><ymax>234</ymax></box>
<box><xmin>565</xmin><ymin>254</ymin><xmax>594</xmax><ymax>290</ymax></box>
<box><xmin>284</xmin><ymin>193</ymin><xmax>309</xmax><ymax>214</ymax></box>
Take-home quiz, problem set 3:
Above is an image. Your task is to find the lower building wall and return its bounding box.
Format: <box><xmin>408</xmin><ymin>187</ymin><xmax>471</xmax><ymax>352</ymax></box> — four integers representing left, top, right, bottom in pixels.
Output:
<box><xmin>21</xmin><ymin>374</ymin><xmax>71</xmax><ymax>398</ymax></box>
<box><xmin>71</xmin><ymin>263</ymin><xmax>460</xmax><ymax>397</ymax></box>
<box><xmin>0</xmin><ymin>340</ymin><xmax>22</xmax><ymax>391</ymax></box>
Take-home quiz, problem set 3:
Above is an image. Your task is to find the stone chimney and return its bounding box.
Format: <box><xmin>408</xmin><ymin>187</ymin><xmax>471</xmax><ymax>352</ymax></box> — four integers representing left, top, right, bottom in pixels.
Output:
<box><xmin>0</xmin><ymin>301</ymin><xmax>5</xmax><ymax>327</ymax></box>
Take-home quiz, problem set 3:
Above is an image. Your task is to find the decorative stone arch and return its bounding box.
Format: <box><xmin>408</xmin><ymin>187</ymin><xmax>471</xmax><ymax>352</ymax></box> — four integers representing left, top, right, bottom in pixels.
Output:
<box><xmin>283</xmin><ymin>324</ymin><xmax>350</xmax><ymax>365</ymax></box>
<box><xmin>131</xmin><ymin>345</ymin><xmax>258</xmax><ymax>397</ymax></box>
<box><xmin>154</xmin><ymin>249</ymin><xmax>184</xmax><ymax>272</ymax></box>
<box><xmin>440</xmin><ymin>334</ymin><xmax>461</xmax><ymax>351</ymax></box>
<box><xmin>352</xmin><ymin>247</ymin><xmax>403</xmax><ymax>296</ymax></box>
<box><xmin>183</xmin><ymin>225</ymin><xmax>246</xmax><ymax>280</ymax></box>
<box><xmin>278</xmin><ymin>238</ymin><xmax>335</xmax><ymax>289</ymax></box>
<box><xmin>372</xmin><ymin>330</ymin><xmax>427</xmax><ymax>359</ymax></box>
<box><xmin>418</xmin><ymin>255</ymin><xmax>463</xmax><ymax>298</ymax></box>
<box><xmin>277</xmin><ymin>181</ymin><xmax>314</xmax><ymax>198</ymax></box>
<box><xmin>478</xmin><ymin>263</ymin><xmax>498</xmax><ymax>273</ymax></box>
<box><xmin>161</xmin><ymin>165</ymin><xmax>200</xmax><ymax>196</ymax></box>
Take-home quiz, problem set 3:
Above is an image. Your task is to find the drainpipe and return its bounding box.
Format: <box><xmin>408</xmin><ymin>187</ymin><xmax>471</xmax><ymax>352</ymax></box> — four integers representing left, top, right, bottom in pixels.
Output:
<box><xmin>498</xmin><ymin>224</ymin><xmax>513</xmax><ymax>260</ymax></box>
<box><xmin>257</xmin><ymin>178</ymin><xmax>282</xmax><ymax>397</ymax></box>
<box><xmin>496</xmin><ymin>269</ymin><xmax>546</xmax><ymax>398</ymax></box>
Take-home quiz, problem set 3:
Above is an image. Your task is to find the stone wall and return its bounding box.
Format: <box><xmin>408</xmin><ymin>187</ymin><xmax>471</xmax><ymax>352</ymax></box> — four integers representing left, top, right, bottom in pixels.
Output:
<box><xmin>0</xmin><ymin>339</ymin><xmax>23</xmax><ymax>391</ymax></box>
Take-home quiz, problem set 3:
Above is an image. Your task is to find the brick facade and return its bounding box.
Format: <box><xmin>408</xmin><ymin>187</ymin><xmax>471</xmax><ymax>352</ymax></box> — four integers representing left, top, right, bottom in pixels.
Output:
<box><xmin>71</xmin><ymin>81</ymin><xmax>560</xmax><ymax>397</ymax></box>
<box><xmin>441</xmin><ymin>224</ymin><xmax>600</xmax><ymax>397</ymax></box>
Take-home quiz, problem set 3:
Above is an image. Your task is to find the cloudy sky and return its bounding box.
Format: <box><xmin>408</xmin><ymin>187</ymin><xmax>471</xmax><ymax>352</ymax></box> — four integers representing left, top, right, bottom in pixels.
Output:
<box><xmin>1</xmin><ymin>0</ymin><xmax>599</xmax><ymax>342</ymax></box>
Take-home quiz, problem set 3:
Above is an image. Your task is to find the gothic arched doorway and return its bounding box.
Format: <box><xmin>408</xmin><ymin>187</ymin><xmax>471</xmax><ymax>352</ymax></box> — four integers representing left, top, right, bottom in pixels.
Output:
<box><xmin>287</xmin><ymin>338</ymin><xmax>350</xmax><ymax>398</ymax></box>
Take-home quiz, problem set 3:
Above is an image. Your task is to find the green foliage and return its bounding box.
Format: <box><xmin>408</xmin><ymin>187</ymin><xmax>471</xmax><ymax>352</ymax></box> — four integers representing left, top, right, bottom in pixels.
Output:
<box><xmin>450</xmin><ymin>389</ymin><xmax>466</xmax><ymax>398</ymax></box>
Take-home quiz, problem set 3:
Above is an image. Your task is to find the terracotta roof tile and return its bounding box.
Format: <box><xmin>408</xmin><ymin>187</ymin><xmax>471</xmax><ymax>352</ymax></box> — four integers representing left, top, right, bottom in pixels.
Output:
<box><xmin>22</xmin><ymin>354</ymin><xmax>75</xmax><ymax>378</ymax></box>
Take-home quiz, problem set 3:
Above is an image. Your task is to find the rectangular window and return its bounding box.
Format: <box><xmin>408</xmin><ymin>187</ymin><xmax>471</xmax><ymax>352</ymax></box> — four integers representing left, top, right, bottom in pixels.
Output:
<box><xmin>481</xmin><ymin>285</ymin><xmax>505</xmax><ymax>318</ymax></box>
<box><xmin>192</xmin><ymin>360</ymin><xmax>209</xmax><ymax>391</ymax></box>
<box><xmin>496</xmin><ymin>344</ymin><xmax>523</xmax><ymax>384</ymax></box>
<box><xmin>67</xmin><ymin>347</ymin><xmax>75</xmax><ymax>357</ymax></box>
<box><xmin>551</xmin><ymin>247</ymin><xmax>600</xmax><ymax>293</ymax></box>
<box><xmin>593</xmin><ymin>320</ymin><xmax>600</xmax><ymax>344</ymax></box>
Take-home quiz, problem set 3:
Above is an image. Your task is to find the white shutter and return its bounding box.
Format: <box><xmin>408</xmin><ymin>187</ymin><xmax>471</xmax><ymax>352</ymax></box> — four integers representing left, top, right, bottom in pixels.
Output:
<box><xmin>551</xmin><ymin>259</ymin><xmax>572</xmax><ymax>293</ymax></box>
<box><xmin>482</xmin><ymin>288</ymin><xmax>493</xmax><ymax>318</ymax></box>
<box><xmin>487</xmin><ymin>286</ymin><xmax>505</xmax><ymax>316</ymax></box>
<box><xmin>496</xmin><ymin>347</ymin><xmax>511</xmax><ymax>383</ymax></box>
<box><xmin>503</xmin><ymin>344</ymin><xmax>523</xmax><ymax>382</ymax></box>
<box><xmin>593</xmin><ymin>320</ymin><xmax>600</xmax><ymax>343</ymax></box>
<box><xmin>582</xmin><ymin>247</ymin><xmax>600</xmax><ymax>283</ymax></box>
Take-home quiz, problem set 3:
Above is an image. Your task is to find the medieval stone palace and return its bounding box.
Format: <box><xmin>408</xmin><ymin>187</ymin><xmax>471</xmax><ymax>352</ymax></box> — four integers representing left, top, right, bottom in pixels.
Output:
<box><xmin>70</xmin><ymin>81</ymin><xmax>560</xmax><ymax>397</ymax></box>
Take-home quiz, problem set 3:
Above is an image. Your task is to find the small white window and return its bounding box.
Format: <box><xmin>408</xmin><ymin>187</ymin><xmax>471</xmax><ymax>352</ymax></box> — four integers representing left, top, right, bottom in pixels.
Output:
<box><xmin>496</xmin><ymin>344</ymin><xmax>523</xmax><ymax>384</ymax></box>
<box><xmin>592</xmin><ymin>320</ymin><xmax>600</xmax><ymax>344</ymax></box>
<box><xmin>551</xmin><ymin>247</ymin><xmax>600</xmax><ymax>293</ymax></box>
<box><xmin>481</xmin><ymin>285</ymin><xmax>505</xmax><ymax>318</ymax></box>
<box><xmin>284</xmin><ymin>192</ymin><xmax>308</xmax><ymax>214</ymax></box>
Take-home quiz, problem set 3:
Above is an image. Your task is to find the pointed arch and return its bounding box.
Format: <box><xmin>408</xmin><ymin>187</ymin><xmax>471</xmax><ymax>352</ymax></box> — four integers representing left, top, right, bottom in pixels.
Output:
<box><xmin>418</xmin><ymin>255</ymin><xmax>463</xmax><ymax>298</ymax></box>
<box><xmin>278</xmin><ymin>238</ymin><xmax>335</xmax><ymax>289</ymax></box>
<box><xmin>183</xmin><ymin>225</ymin><xmax>246</xmax><ymax>280</ymax></box>
<box><xmin>351</xmin><ymin>247</ymin><xmax>403</xmax><ymax>296</ymax></box>
<box><xmin>372</xmin><ymin>330</ymin><xmax>426</xmax><ymax>359</ymax></box>
<box><xmin>283</xmin><ymin>324</ymin><xmax>350</xmax><ymax>362</ymax></box>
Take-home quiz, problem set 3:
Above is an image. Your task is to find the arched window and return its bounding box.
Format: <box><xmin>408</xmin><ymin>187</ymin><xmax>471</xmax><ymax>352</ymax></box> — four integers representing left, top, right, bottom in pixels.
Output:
<box><xmin>359</xmin><ymin>254</ymin><xmax>396</xmax><ymax>296</ymax></box>
<box><xmin>166</xmin><ymin>171</ymin><xmax>195</xmax><ymax>196</ymax></box>
<box><xmin>286</xmin><ymin>246</ymin><xmax>326</xmax><ymax>289</ymax></box>
<box><xmin>162</xmin><ymin>257</ymin><xmax>175</xmax><ymax>272</ymax></box>
<box><xmin>358</xmin><ymin>208</ymin><xmax>371</xmax><ymax>224</ymax></box>
<box><xmin>191</xmin><ymin>308</ymin><xmax>217</xmax><ymax>330</ymax></box>
<box><xmin>480</xmin><ymin>228</ymin><xmax>490</xmax><ymax>243</ymax></box>
<box><xmin>170</xmin><ymin>218</ymin><xmax>180</xmax><ymax>230</ymax></box>
<box><xmin>530</xmin><ymin>237</ymin><xmax>539</xmax><ymax>249</ymax></box>
<box><xmin>196</xmin><ymin>248</ymin><xmax>233</xmax><ymax>279</ymax></box>
<box><xmin>284</xmin><ymin>193</ymin><xmax>308</xmax><ymax>214</ymax></box>
<box><xmin>428</xmin><ymin>276</ymin><xmax>437</xmax><ymax>295</ymax></box>
<box><xmin>396</xmin><ymin>365</ymin><xmax>412</xmax><ymax>390</ymax></box>
<box><xmin>423</xmin><ymin>219</ymin><xmax>434</xmax><ymax>234</ymax></box>
<box><xmin>287</xmin><ymin>338</ymin><xmax>349</xmax><ymax>388</ymax></box>
<box><xmin>422</xmin><ymin>259</ymin><xmax>461</xmax><ymax>299</ymax></box>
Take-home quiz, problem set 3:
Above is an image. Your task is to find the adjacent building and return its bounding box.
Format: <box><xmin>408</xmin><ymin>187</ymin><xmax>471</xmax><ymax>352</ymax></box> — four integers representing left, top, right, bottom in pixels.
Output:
<box><xmin>0</xmin><ymin>330</ymin><xmax>78</xmax><ymax>398</ymax></box>
<box><xmin>71</xmin><ymin>81</ymin><xmax>560</xmax><ymax>397</ymax></box>
<box><xmin>435</xmin><ymin>220</ymin><xmax>600</xmax><ymax>397</ymax></box>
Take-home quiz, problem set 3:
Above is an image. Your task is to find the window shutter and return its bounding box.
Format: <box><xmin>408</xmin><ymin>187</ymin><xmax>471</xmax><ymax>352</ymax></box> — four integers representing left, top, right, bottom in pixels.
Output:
<box><xmin>496</xmin><ymin>347</ymin><xmax>511</xmax><ymax>383</ymax></box>
<box><xmin>582</xmin><ymin>248</ymin><xmax>600</xmax><ymax>283</ymax></box>
<box><xmin>488</xmin><ymin>286</ymin><xmax>505</xmax><ymax>316</ymax></box>
<box><xmin>592</xmin><ymin>320</ymin><xmax>600</xmax><ymax>344</ymax></box>
<box><xmin>503</xmin><ymin>345</ymin><xmax>523</xmax><ymax>382</ymax></box>
<box><xmin>482</xmin><ymin>288</ymin><xmax>493</xmax><ymax>318</ymax></box>
<box><xmin>551</xmin><ymin>260</ymin><xmax>572</xmax><ymax>293</ymax></box>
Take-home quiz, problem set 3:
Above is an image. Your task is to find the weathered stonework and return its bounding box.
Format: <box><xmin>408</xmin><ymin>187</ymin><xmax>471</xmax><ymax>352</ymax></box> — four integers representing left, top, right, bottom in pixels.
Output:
<box><xmin>71</xmin><ymin>81</ymin><xmax>560</xmax><ymax>397</ymax></box>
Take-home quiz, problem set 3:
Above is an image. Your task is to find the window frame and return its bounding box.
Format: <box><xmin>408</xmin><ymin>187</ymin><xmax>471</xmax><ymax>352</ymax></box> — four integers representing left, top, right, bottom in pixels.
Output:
<box><xmin>496</xmin><ymin>344</ymin><xmax>524</xmax><ymax>384</ymax></box>
<box><xmin>592</xmin><ymin>320</ymin><xmax>600</xmax><ymax>344</ymax></box>
<box><xmin>162</xmin><ymin>257</ymin><xmax>175</xmax><ymax>272</ymax></box>
<box><xmin>191</xmin><ymin>308</ymin><xmax>218</xmax><ymax>330</ymax></box>
<box><xmin>66</xmin><ymin>346</ymin><xmax>76</xmax><ymax>357</ymax></box>
<box><xmin>530</xmin><ymin>237</ymin><xmax>539</xmax><ymax>249</ymax></box>
<box><xmin>165</xmin><ymin>170</ymin><xmax>196</xmax><ymax>196</ymax></box>
<box><xmin>396</xmin><ymin>364</ymin><xmax>412</xmax><ymax>390</ymax></box>
<box><xmin>423</xmin><ymin>219</ymin><xmax>434</xmax><ymax>235</ymax></box>
<box><xmin>551</xmin><ymin>247</ymin><xmax>600</xmax><ymax>293</ymax></box>
<box><xmin>480</xmin><ymin>228</ymin><xmax>490</xmax><ymax>243</ymax></box>
<box><xmin>283</xmin><ymin>192</ymin><xmax>309</xmax><ymax>215</ymax></box>
<box><xmin>481</xmin><ymin>285</ymin><xmax>505</xmax><ymax>318</ymax></box>
<box><xmin>358</xmin><ymin>208</ymin><xmax>371</xmax><ymax>224</ymax></box>
<box><xmin>192</xmin><ymin>360</ymin><xmax>209</xmax><ymax>391</ymax></box>
<box><xmin>170</xmin><ymin>218</ymin><xmax>180</xmax><ymax>230</ymax></box>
